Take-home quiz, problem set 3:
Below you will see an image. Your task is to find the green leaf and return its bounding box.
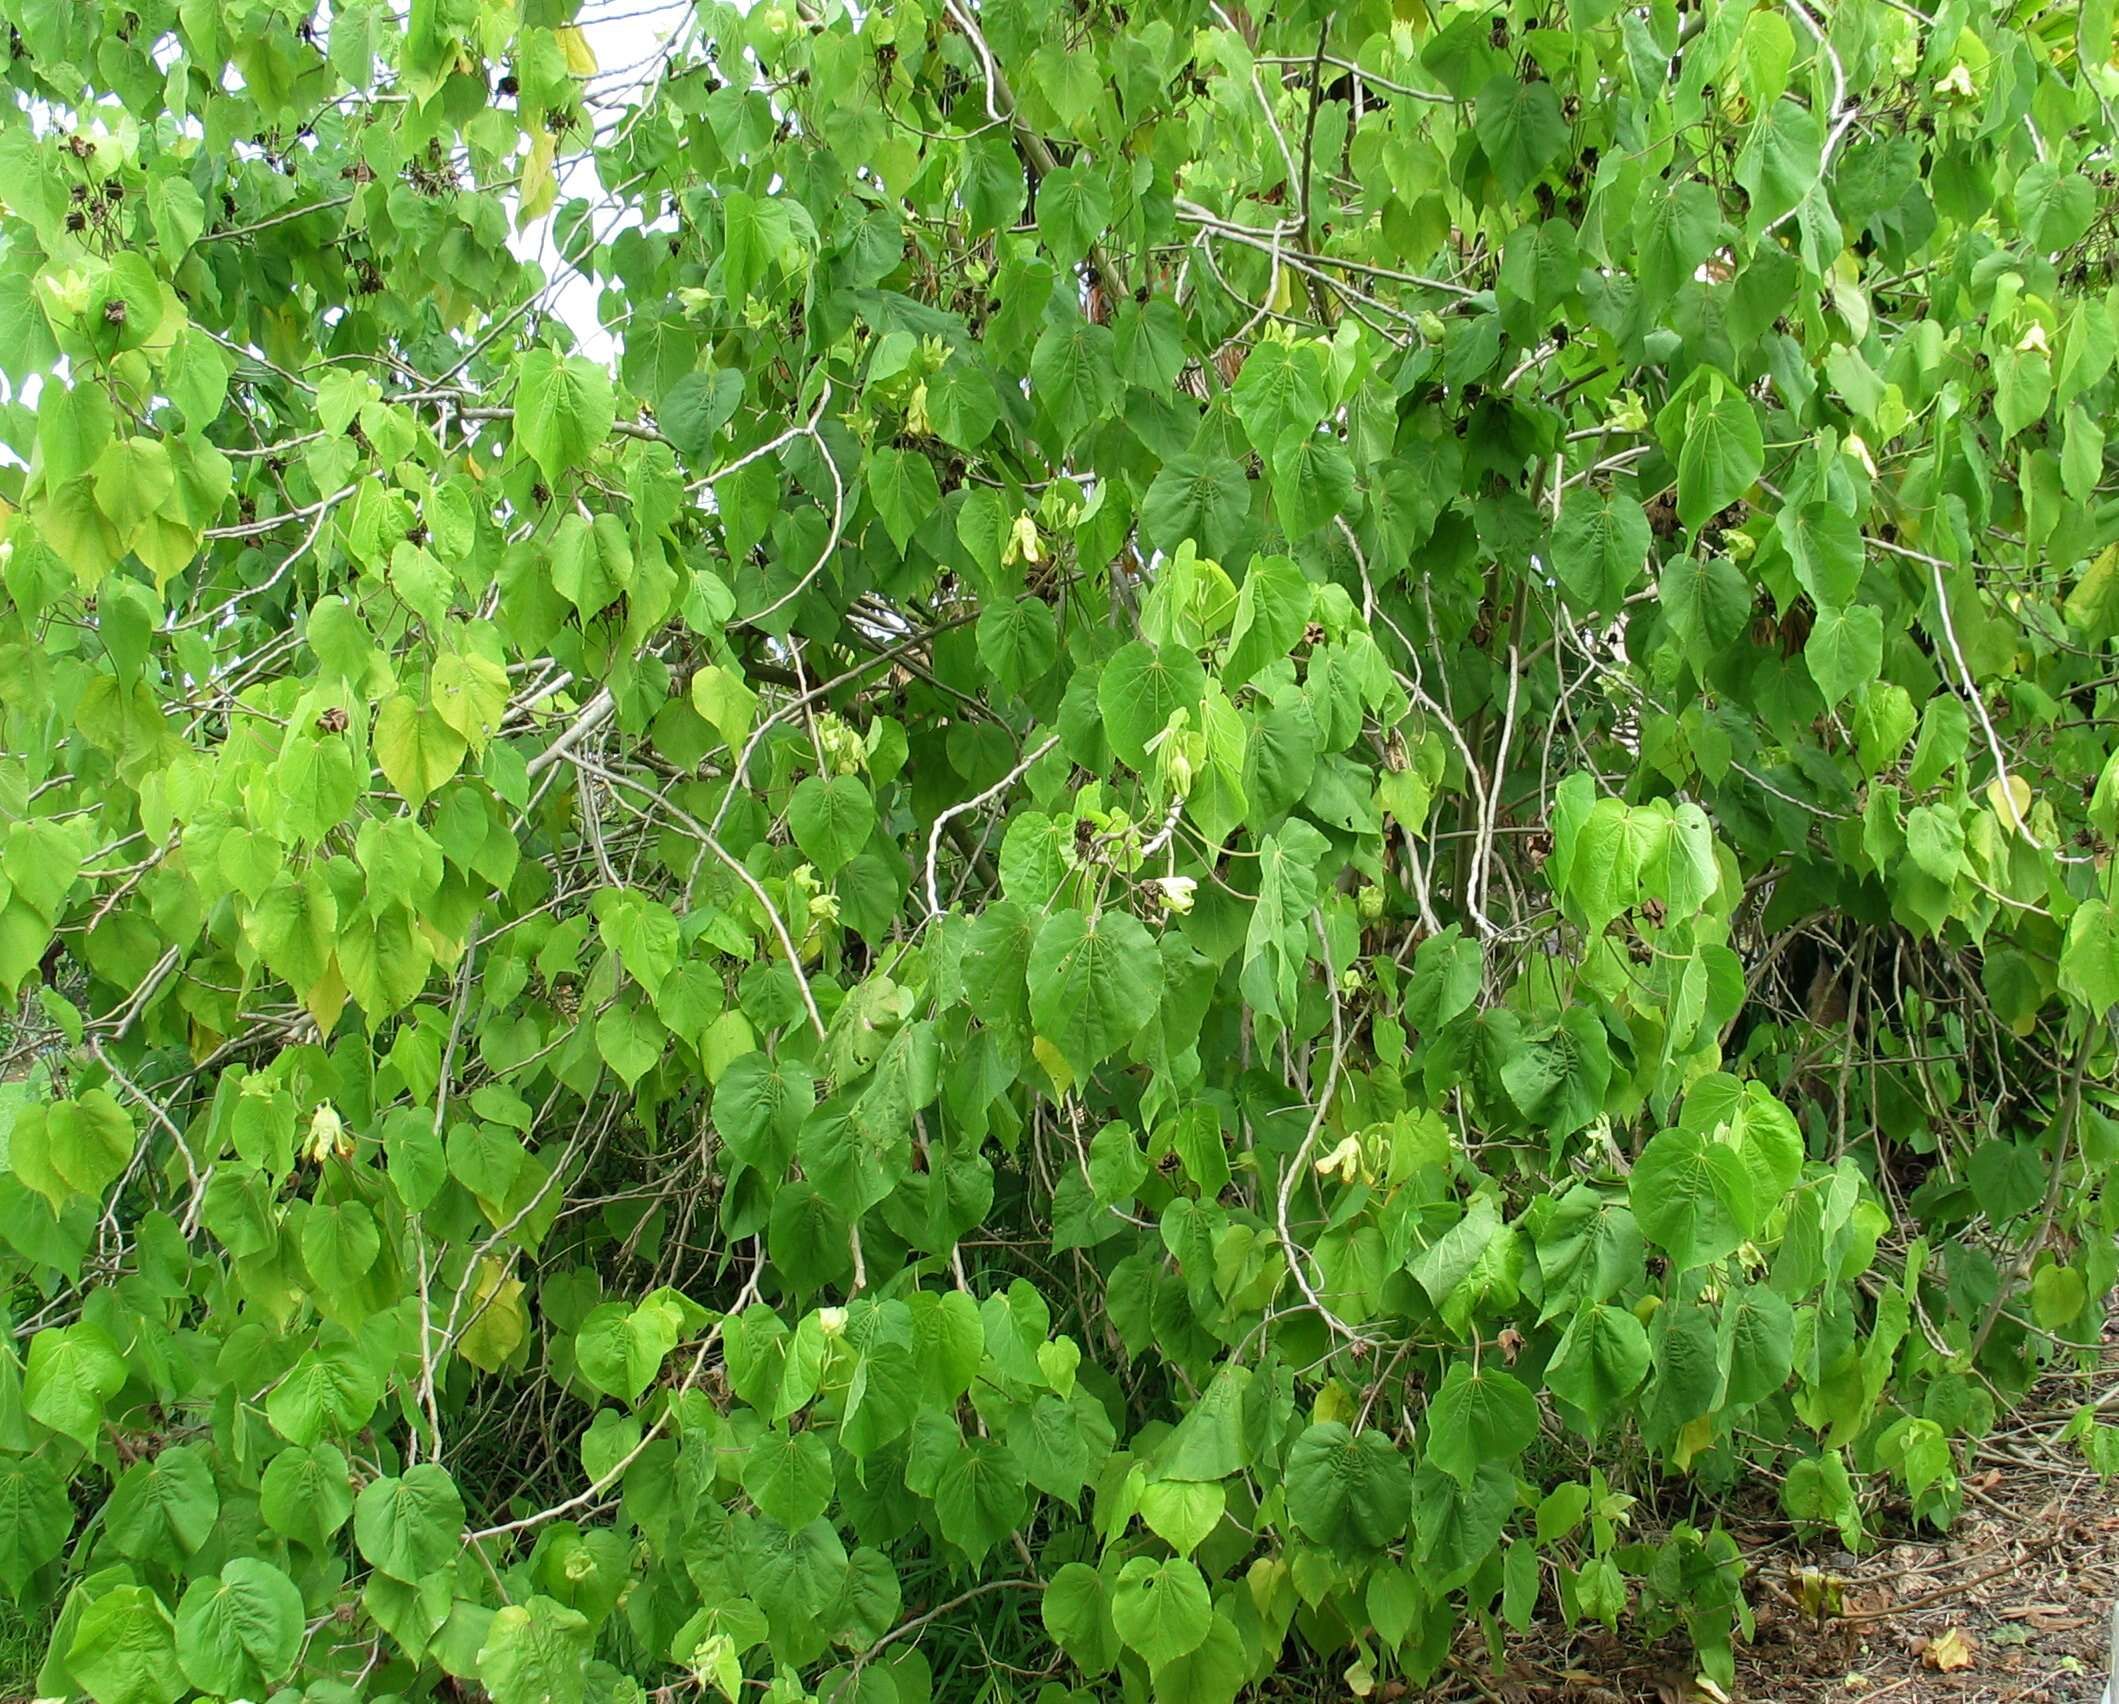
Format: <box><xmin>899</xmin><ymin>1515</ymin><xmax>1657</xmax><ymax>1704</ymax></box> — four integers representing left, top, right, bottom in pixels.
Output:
<box><xmin>1160</xmin><ymin>1363</ymin><xmax>1254</xmax><ymax>1482</ymax></box>
<box><xmin>1029</xmin><ymin>316</ymin><xmax>1120</xmax><ymax>442</ymax></box>
<box><xmin>1780</xmin><ymin>501</ymin><xmax>1864</xmax><ymax>609</ymax></box>
<box><xmin>976</xmin><ymin>597</ymin><xmax>1060</xmax><ymax>695</ymax></box>
<box><xmin>1629</xmin><ymin>1126</ymin><xmax>1758</xmax><ymax>1269</ymax></box>
<box><xmin>1563</xmin><ymin>798</ymin><xmax>1665</xmax><ymax>933</ymax></box>
<box><xmin>24</xmin><ymin>1322</ymin><xmax>127</xmax><ymax>1446</ymax></box>
<box><xmin>1285</xmin><ymin>1422</ymin><xmax>1412</xmax><ymax>1556</ymax></box>
<box><xmin>430</xmin><ymin>649</ymin><xmax>508</xmax><ymax>754</ymax></box>
<box><xmin>658</xmin><ymin>367</ymin><xmax>743</xmax><ymax>460</ymax></box>
<box><xmin>1718</xmin><ymin>1285</ymin><xmax>1796</xmax><ymax>1407</ymax></box>
<box><xmin>1634</xmin><ymin>178</ymin><xmax>1722</xmax><ymax>302</ymax></box>
<box><xmin>867</xmin><ymin>446</ymin><xmax>941</xmax><ymax>556</ymax></box>
<box><xmin>9</xmin><ymin>1089</ymin><xmax>133</xmax><ymax>1208</ymax></box>
<box><xmin>594</xmin><ymin>889</ymin><xmax>681</xmax><ymax>998</ymax></box>
<box><xmin>1035</xmin><ymin>164</ymin><xmax>1112</xmax><ymax>269</ymax></box>
<box><xmin>1270</xmin><ymin>431</ymin><xmax>1357</xmax><ymax>539</ymax></box>
<box><xmin>2061</xmin><ymin>405</ymin><xmax>2104</xmax><ymax>506</ymax></box>
<box><xmin>573</xmin><ymin>1300</ymin><xmax>682</xmax><ymax>1404</ymax></box>
<box><xmin>92</xmin><ymin>436</ymin><xmax>175</xmax><ymax>548</ymax></box>
<box><xmin>1141</xmin><ymin>452</ymin><xmax>1252</xmax><ymax>561</ymax></box>
<box><xmin>301</xmin><ymin>1200</ymin><xmax>382</xmax><ymax>1295</ymax></box>
<box><xmin>1734</xmin><ymin>98</ymin><xmax>1821</xmax><ymax>229</ymax></box>
<box><xmin>1098</xmin><ymin>642</ymin><xmax>1208</xmax><ymax>770</ymax></box>
<box><xmin>354</xmin><ymin>1464</ymin><xmax>467</xmax><ymax>1582</ymax></box>
<box><xmin>1110</xmin><ymin>1555</ymin><xmax>1212</xmax><ymax>1666</ymax></box>
<box><xmin>1223</xmin><ymin>554</ymin><xmax>1312</xmax><ymax>689</ymax></box>
<box><xmin>516</xmin><ymin>350</ymin><xmax>616</xmax><ymax>482</ymax></box>
<box><xmin>714</xmin><ymin>1052</ymin><xmax>815</xmax><ymax>1172</ymax></box>
<box><xmin>1425</xmin><ymin>1363</ymin><xmax>1539</xmax><ymax>1485</ymax></box>
<box><xmin>1968</xmin><ymin>1139</ymin><xmax>2045</xmax><ymax>1222</ymax></box>
<box><xmin>1535</xmin><ymin>1186</ymin><xmax>1643</xmax><ymax>1320</ymax></box>
<box><xmin>1042</xmin><ymin>1562</ymin><xmax>1120</xmax><ymax>1675</ymax></box>
<box><xmin>1676</xmin><ymin>385</ymin><xmax>1763</xmax><ymax>532</ymax></box>
<box><xmin>259</xmin><ymin>1443</ymin><xmax>355</xmax><ymax>1552</ymax></box>
<box><xmin>477</xmin><ymin>1595</ymin><xmax>592</xmax><ymax>1704</ymax></box>
<box><xmin>175</xmin><ymin>1558</ymin><xmax>304</xmax><ymax>1696</ymax></box>
<box><xmin>925</xmin><ymin>356</ymin><xmax>1000</xmax><ymax>451</ymax></box>
<box><xmin>1804</xmin><ymin>602</ymin><xmax>1884</xmax><ymax>708</ymax></box>
<box><xmin>1546</xmin><ymin>1302</ymin><xmax>1651</xmax><ymax>1434</ymax></box>
<box><xmin>789</xmin><ymin>775</ymin><xmax>874</xmax><ymax>878</ymax></box>
<box><xmin>105</xmin><ymin>1445</ymin><xmax>218</xmax><ymax>1563</ymax></box>
<box><xmin>1551</xmin><ymin>488</ymin><xmax>1651</xmax><ymax>611</ymax></box>
<box><xmin>2061</xmin><ymin>899</ymin><xmax>2119</xmax><ymax>1015</ymax></box>
<box><xmin>1009</xmin><ymin>1389</ymin><xmax>1114</xmax><ymax>1503</ymax></box>
<box><xmin>930</xmin><ymin>1436</ymin><xmax>1029</xmax><ymax>1562</ymax></box>
<box><xmin>1474</xmin><ymin>75</ymin><xmax>1568</xmax><ymax>198</ymax></box>
<box><xmin>743</xmin><ymin>1428</ymin><xmax>834</xmax><ymax>1529</ymax></box>
<box><xmin>1027</xmin><ymin>908</ymin><xmax>1165</xmax><ymax>1077</ymax></box>
<box><xmin>267</xmin><ymin>1337</ymin><xmax>384</xmax><ymax>1446</ymax></box>
<box><xmin>1150</xmin><ymin>1611</ymin><xmax>1247</xmax><ymax>1704</ymax></box>
<box><xmin>69</xmin><ymin>1586</ymin><xmax>183</xmax><ymax>1704</ymax></box>
<box><xmin>1660</xmin><ymin>550</ymin><xmax>1753</xmax><ymax>664</ymax></box>
<box><xmin>1231</xmin><ymin>341</ymin><xmax>1331</xmax><ymax>454</ymax></box>
<box><xmin>551</xmin><ymin>511</ymin><xmax>635</xmax><ymax>617</ymax></box>
<box><xmin>2015</xmin><ymin>160</ymin><xmax>2096</xmax><ymax>251</ymax></box>
<box><xmin>1412</xmin><ymin>1457</ymin><xmax>1514</xmax><ymax>1588</ymax></box>
<box><xmin>1995</xmin><ymin>348</ymin><xmax>2051</xmax><ymax>439</ymax></box>
<box><xmin>0</xmin><ymin>1453</ymin><xmax>71</xmax><ymax>1593</ymax></box>
<box><xmin>769</xmin><ymin>1182</ymin><xmax>853</xmax><ymax>1291</ymax></box>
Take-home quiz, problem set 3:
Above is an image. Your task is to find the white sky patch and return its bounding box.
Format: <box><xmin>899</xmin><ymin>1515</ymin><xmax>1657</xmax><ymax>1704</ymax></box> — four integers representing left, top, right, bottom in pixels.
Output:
<box><xmin>510</xmin><ymin>0</ymin><xmax>695</xmax><ymax>364</ymax></box>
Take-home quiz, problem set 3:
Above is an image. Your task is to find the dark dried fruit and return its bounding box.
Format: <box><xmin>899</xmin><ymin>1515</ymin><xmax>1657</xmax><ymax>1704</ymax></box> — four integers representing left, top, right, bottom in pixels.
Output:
<box><xmin>316</xmin><ymin>706</ymin><xmax>350</xmax><ymax>734</ymax></box>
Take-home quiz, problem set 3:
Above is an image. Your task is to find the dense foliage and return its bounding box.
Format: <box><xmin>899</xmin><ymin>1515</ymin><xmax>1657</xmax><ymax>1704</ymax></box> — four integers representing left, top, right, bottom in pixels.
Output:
<box><xmin>1</xmin><ymin>0</ymin><xmax>2117</xmax><ymax>1698</ymax></box>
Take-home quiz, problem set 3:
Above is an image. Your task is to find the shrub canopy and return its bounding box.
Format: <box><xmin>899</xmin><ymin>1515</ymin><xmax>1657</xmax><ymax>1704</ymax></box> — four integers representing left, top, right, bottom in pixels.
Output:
<box><xmin>0</xmin><ymin>0</ymin><xmax>2116</xmax><ymax>1699</ymax></box>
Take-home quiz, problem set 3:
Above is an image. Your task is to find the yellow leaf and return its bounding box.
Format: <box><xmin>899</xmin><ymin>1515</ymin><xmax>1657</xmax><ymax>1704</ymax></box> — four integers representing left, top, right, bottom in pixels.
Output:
<box><xmin>1311</xmin><ymin>1379</ymin><xmax>1356</xmax><ymax>1426</ymax></box>
<box><xmin>1985</xmin><ymin>773</ymin><xmax>2034</xmax><ymax>838</ymax></box>
<box><xmin>519</xmin><ymin>130</ymin><xmax>557</xmax><ymax>230</ymax></box>
<box><xmin>1673</xmin><ymin>1413</ymin><xmax>1715</xmax><ymax>1471</ymax></box>
<box><xmin>459</xmin><ymin>1258</ymin><xmax>529</xmax><ymax>1372</ymax></box>
<box><xmin>1031</xmin><ymin>1035</ymin><xmax>1074</xmax><ymax>1098</ymax></box>
<box><xmin>1923</xmin><ymin>1626</ymin><xmax>1976</xmax><ymax>1672</ymax></box>
<box><xmin>690</xmin><ymin>664</ymin><xmax>758</xmax><ymax>752</ymax></box>
<box><xmin>305</xmin><ymin>957</ymin><xmax>349</xmax><ymax>1037</ymax></box>
<box><xmin>555</xmin><ymin>24</ymin><xmax>599</xmax><ymax>76</ymax></box>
